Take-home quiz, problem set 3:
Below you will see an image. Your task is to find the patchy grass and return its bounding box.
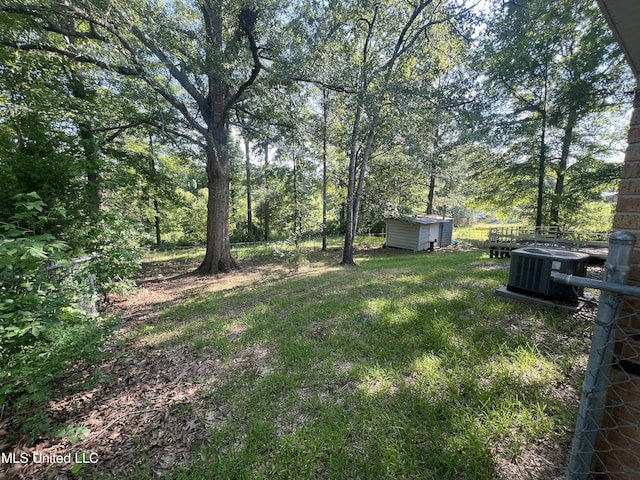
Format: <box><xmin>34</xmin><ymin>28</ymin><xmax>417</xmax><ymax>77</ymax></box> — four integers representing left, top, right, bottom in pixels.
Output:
<box><xmin>2</xmin><ymin>246</ymin><xmax>593</xmax><ymax>479</ymax></box>
<box><xmin>134</xmin><ymin>248</ymin><xmax>588</xmax><ymax>479</ymax></box>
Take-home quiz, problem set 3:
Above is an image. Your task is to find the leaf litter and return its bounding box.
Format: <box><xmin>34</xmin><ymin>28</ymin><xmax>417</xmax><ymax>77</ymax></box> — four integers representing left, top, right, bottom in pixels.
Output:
<box><xmin>1</xmin><ymin>259</ymin><xmax>285</xmax><ymax>479</ymax></box>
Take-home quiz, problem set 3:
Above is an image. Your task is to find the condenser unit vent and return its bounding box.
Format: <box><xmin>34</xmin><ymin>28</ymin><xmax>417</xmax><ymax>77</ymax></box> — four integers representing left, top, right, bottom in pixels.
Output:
<box><xmin>507</xmin><ymin>247</ymin><xmax>589</xmax><ymax>301</ymax></box>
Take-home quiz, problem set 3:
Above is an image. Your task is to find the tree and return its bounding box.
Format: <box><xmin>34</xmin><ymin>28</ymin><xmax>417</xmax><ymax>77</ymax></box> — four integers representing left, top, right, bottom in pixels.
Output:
<box><xmin>297</xmin><ymin>0</ymin><xmax>470</xmax><ymax>265</ymax></box>
<box><xmin>0</xmin><ymin>52</ymin><xmax>83</xmax><ymax>233</ymax></box>
<box><xmin>1</xmin><ymin>0</ymin><xmax>276</xmax><ymax>273</ymax></box>
<box><xmin>475</xmin><ymin>0</ymin><xmax>631</xmax><ymax>227</ymax></box>
<box><xmin>321</xmin><ymin>88</ymin><xmax>330</xmax><ymax>250</ymax></box>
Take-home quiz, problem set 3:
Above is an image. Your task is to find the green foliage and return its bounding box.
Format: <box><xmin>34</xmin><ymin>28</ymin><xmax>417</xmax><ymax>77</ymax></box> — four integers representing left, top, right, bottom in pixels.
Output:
<box><xmin>472</xmin><ymin>0</ymin><xmax>631</xmax><ymax>226</ymax></box>
<box><xmin>163</xmin><ymin>188</ymin><xmax>209</xmax><ymax>245</ymax></box>
<box><xmin>85</xmin><ymin>212</ymin><xmax>144</xmax><ymax>301</ymax></box>
<box><xmin>0</xmin><ymin>193</ymin><xmax>72</xmax><ymax>356</ymax></box>
<box><xmin>0</xmin><ymin>194</ymin><xmax>118</xmax><ymax>441</ymax></box>
<box><xmin>562</xmin><ymin>200</ymin><xmax>616</xmax><ymax>232</ymax></box>
<box><xmin>52</xmin><ymin>424</ymin><xmax>91</xmax><ymax>445</ymax></box>
<box><xmin>272</xmin><ymin>236</ymin><xmax>309</xmax><ymax>272</ymax></box>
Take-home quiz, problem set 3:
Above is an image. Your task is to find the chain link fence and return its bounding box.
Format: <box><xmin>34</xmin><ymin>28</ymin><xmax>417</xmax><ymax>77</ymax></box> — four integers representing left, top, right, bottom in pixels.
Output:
<box><xmin>553</xmin><ymin>231</ymin><xmax>640</xmax><ymax>479</ymax></box>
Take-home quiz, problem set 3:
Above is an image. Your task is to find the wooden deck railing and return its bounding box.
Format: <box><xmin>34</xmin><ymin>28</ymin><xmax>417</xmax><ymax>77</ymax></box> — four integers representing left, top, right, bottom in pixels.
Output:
<box><xmin>488</xmin><ymin>226</ymin><xmax>609</xmax><ymax>259</ymax></box>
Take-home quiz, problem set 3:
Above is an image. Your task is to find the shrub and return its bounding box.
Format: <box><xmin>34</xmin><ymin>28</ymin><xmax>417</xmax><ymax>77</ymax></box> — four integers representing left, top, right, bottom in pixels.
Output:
<box><xmin>85</xmin><ymin>211</ymin><xmax>144</xmax><ymax>303</ymax></box>
<box><xmin>0</xmin><ymin>194</ymin><xmax>117</xmax><ymax>441</ymax></box>
<box><xmin>0</xmin><ymin>193</ymin><xmax>73</xmax><ymax>357</ymax></box>
<box><xmin>272</xmin><ymin>236</ymin><xmax>309</xmax><ymax>272</ymax></box>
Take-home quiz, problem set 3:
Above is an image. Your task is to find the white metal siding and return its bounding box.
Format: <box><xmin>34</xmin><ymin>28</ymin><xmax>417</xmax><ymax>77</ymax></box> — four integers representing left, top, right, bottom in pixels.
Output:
<box><xmin>418</xmin><ymin>224</ymin><xmax>439</xmax><ymax>250</ymax></box>
<box><xmin>386</xmin><ymin>220</ymin><xmax>420</xmax><ymax>250</ymax></box>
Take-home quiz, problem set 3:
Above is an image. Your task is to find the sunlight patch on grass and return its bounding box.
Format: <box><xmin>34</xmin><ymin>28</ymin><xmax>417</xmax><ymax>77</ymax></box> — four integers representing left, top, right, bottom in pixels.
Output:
<box><xmin>483</xmin><ymin>344</ymin><xmax>562</xmax><ymax>390</ymax></box>
<box><xmin>357</xmin><ymin>365</ymin><xmax>399</xmax><ymax>396</ymax></box>
<box><xmin>411</xmin><ymin>353</ymin><xmax>443</xmax><ymax>377</ymax></box>
<box><xmin>136</xmin><ymin>327</ymin><xmax>184</xmax><ymax>347</ymax></box>
<box><xmin>223</xmin><ymin>320</ymin><xmax>248</xmax><ymax>337</ymax></box>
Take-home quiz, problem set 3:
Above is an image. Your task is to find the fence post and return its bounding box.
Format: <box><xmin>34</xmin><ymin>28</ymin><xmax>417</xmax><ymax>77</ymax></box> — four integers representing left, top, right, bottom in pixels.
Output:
<box><xmin>567</xmin><ymin>230</ymin><xmax>636</xmax><ymax>479</ymax></box>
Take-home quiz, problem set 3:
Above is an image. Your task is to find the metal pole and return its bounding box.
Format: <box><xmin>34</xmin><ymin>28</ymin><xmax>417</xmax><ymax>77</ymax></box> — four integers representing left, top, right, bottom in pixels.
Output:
<box><xmin>567</xmin><ymin>230</ymin><xmax>636</xmax><ymax>480</ymax></box>
<box><xmin>552</xmin><ymin>272</ymin><xmax>640</xmax><ymax>298</ymax></box>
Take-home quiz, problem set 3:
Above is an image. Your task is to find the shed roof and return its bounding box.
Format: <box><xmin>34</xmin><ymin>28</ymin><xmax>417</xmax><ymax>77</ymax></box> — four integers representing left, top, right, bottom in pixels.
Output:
<box><xmin>388</xmin><ymin>215</ymin><xmax>453</xmax><ymax>225</ymax></box>
<box><xmin>597</xmin><ymin>0</ymin><xmax>640</xmax><ymax>81</ymax></box>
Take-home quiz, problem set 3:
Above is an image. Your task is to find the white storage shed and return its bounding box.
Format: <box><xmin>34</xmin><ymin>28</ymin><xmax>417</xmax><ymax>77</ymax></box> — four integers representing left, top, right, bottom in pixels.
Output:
<box><xmin>385</xmin><ymin>216</ymin><xmax>454</xmax><ymax>251</ymax></box>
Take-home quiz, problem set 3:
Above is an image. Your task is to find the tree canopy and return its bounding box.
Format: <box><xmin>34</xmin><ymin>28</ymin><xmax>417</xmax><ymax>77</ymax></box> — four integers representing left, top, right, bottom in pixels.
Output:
<box><xmin>0</xmin><ymin>0</ymin><xmax>634</xmax><ymax>270</ymax></box>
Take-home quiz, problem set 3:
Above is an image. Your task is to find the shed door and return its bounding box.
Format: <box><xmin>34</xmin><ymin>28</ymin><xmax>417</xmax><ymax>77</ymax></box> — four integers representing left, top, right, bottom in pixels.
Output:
<box><xmin>418</xmin><ymin>224</ymin><xmax>438</xmax><ymax>250</ymax></box>
<box><xmin>439</xmin><ymin>221</ymin><xmax>453</xmax><ymax>246</ymax></box>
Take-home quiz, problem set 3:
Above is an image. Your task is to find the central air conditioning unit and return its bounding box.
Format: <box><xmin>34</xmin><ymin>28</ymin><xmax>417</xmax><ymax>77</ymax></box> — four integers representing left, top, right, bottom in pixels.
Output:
<box><xmin>506</xmin><ymin>247</ymin><xmax>590</xmax><ymax>302</ymax></box>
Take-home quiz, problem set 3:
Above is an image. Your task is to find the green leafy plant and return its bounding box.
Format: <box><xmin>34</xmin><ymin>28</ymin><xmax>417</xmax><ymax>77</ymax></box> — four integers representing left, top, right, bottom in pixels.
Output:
<box><xmin>85</xmin><ymin>212</ymin><xmax>143</xmax><ymax>303</ymax></box>
<box><xmin>0</xmin><ymin>194</ymin><xmax>116</xmax><ymax>441</ymax></box>
<box><xmin>272</xmin><ymin>236</ymin><xmax>309</xmax><ymax>272</ymax></box>
<box><xmin>52</xmin><ymin>424</ymin><xmax>91</xmax><ymax>445</ymax></box>
<box><xmin>0</xmin><ymin>193</ymin><xmax>72</xmax><ymax>356</ymax></box>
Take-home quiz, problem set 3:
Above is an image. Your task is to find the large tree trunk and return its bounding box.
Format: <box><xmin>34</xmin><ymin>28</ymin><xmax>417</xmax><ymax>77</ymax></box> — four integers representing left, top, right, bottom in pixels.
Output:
<box><xmin>196</xmin><ymin>1</ymin><xmax>239</xmax><ymax>274</ymax></box>
<box><xmin>196</xmin><ymin>138</ymin><xmax>238</xmax><ymax>274</ymax></box>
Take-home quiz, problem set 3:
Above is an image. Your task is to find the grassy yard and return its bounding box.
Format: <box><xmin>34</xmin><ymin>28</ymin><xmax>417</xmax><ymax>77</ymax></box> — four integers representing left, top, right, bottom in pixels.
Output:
<box><xmin>4</xmin><ymin>244</ymin><xmax>593</xmax><ymax>479</ymax></box>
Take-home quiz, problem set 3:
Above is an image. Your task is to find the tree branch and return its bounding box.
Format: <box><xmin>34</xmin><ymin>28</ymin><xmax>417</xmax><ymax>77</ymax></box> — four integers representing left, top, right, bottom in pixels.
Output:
<box><xmin>290</xmin><ymin>76</ymin><xmax>356</xmax><ymax>94</ymax></box>
<box><xmin>225</xmin><ymin>7</ymin><xmax>263</xmax><ymax>113</ymax></box>
<box><xmin>130</xmin><ymin>25</ymin><xmax>207</xmax><ymax>109</ymax></box>
<box><xmin>1</xmin><ymin>40</ymin><xmax>142</xmax><ymax>76</ymax></box>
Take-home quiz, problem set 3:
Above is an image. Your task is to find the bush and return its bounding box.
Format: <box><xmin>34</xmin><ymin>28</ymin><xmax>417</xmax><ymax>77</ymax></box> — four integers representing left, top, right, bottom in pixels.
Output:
<box><xmin>0</xmin><ymin>193</ymin><xmax>73</xmax><ymax>356</ymax></box>
<box><xmin>273</xmin><ymin>236</ymin><xmax>309</xmax><ymax>272</ymax></box>
<box><xmin>0</xmin><ymin>194</ymin><xmax>118</xmax><ymax>441</ymax></box>
<box><xmin>85</xmin><ymin>212</ymin><xmax>144</xmax><ymax>303</ymax></box>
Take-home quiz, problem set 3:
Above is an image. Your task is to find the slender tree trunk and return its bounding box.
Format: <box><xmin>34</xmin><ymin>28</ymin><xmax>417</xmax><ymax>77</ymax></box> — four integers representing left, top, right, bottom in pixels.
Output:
<box><xmin>322</xmin><ymin>89</ymin><xmax>328</xmax><ymax>251</ymax></box>
<box><xmin>426</xmin><ymin>129</ymin><xmax>440</xmax><ymax>215</ymax></box>
<box><xmin>352</xmin><ymin>120</ymin><xmax>377</xmax><ymax>240</ymax></box>
<box><xmin>149</xmin><ymin>136</ymin><xmax>161</xmax><ymax>246</ymax></box>
<box><xmin>263</xmin><ymin>142</ymin><xmax>270</xmax><ymax>241</ymax></box>
<box><xmin>535</xmin><ymin>65</ymin><xmax>550</xmax><ymax>228</ymax></box>
<box><xmin>244</xmin><ymin>137</ymin><xmax>253</xmax><ymax>240</ymax></box>
<box><xmin>341</xmin><ymin>104</ymin><xmax>362</xmax><ymax>266</ymax></box>
<box><xmin>536</xmin><ymin>110</ymin><xmax>547</xmax><ymax>228</ymax></box>
<box><xmin>79</xmin><ymin>124</ymin><xmax>103</xmax><ymax>213</ymax></box>
<box><xmin>550</xmin><ymin>110</ymin><xmax>577</xmax><ymax>226</ymax></box>
<box><xmin>154</xmin><ymin>198</ymin><xmax>161</xmax><ymax>246</ymax></box>
<box><xmin>426</xmin><ymin>168</ymin><xmax>436</xmax><ymax>215</ymax></box>
<box><xmin>293</xmin><ymin>149</ymin><xmax>299</xmax><ymax>245</ymax></box>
